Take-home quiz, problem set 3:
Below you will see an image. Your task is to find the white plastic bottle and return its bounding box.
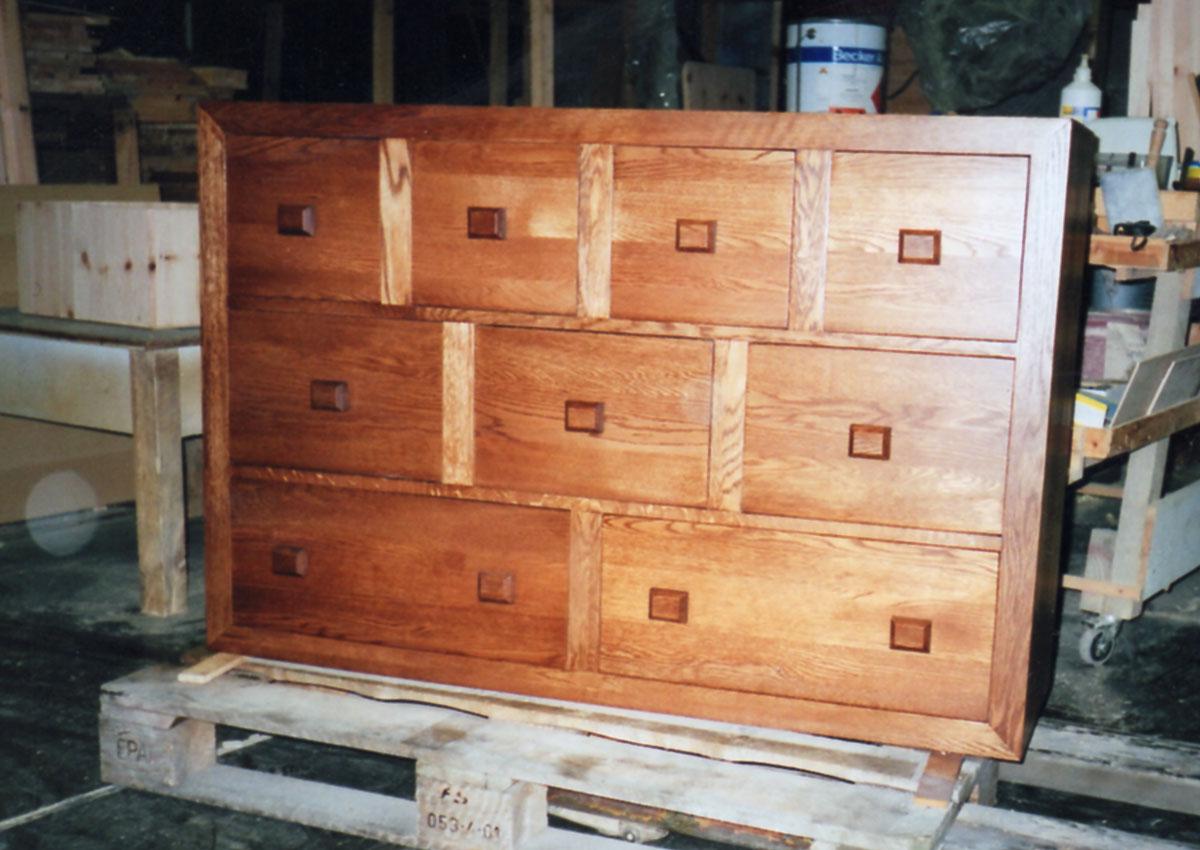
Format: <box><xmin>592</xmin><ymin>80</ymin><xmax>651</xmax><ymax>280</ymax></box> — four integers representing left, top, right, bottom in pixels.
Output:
<box><xmin>1060</xmin><ymin>55</ymin><xmax>1102</xmax><ymax>122</ymax></box>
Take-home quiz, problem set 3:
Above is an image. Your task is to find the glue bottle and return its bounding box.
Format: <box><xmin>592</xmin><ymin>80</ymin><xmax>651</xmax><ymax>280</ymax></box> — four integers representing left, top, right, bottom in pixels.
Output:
<box><xmin>1060</xmin><ymin>55</ymin><xmax>1101</xmax><ymax>122</ymax></box>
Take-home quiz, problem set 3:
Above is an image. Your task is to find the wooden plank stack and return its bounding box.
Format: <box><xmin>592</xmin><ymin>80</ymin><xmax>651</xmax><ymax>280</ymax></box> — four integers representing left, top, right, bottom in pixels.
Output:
<box><xmin>21</xmin><ymin>11</ymin><xmax>108</xmax><ymax>95</ymax></box>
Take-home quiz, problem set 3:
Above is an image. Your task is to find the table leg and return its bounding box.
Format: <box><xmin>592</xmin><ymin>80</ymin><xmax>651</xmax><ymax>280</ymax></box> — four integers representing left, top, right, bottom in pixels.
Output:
<box><xmin>129</xmin><ymin>347</ymin><xmax>187</xmax><ymax>616</ymax></box>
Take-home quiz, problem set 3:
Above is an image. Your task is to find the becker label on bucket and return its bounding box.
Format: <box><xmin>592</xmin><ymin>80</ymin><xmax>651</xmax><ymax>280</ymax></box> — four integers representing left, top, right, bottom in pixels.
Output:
<box><xmin>786</xmin><ymin>19</ymin><xmax>887</xmax><ymax>114</ymax></box>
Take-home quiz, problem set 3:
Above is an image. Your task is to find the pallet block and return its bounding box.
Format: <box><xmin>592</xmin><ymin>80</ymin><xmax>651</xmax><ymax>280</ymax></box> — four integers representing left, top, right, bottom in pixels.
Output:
<box><xmin>99</xmin><ymin>661</ymin><xmax>1195</xmax><ymax>850</ymax></box>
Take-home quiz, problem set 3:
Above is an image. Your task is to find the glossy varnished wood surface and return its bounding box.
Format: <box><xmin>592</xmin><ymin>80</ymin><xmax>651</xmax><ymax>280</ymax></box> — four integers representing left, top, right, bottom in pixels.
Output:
<box><xmin>473</xmin><ymin>326</ymin><xmax>713</xmax><ymax>506</ymax></box>
<box><xmin>610</xmin><ymin>146</ymin><xmax>794</xmax><ymax>327</ymax></box>
<box><xmin>743</xmin><ymin>345</ymin><xmax>1014</xmax><ymax>533</ymax></box>
<box><xmin>410</xmin><ymin>141</ymin><xmax>578</xmax><ymax>314</ymax></box>
<box><xmin>202</xmin><ymin>104</ymin><xmax>1091</xmax><ymax>760</ymax></box>
<box><xmin>825</xmin><ymin>153</ymin><xmax>1028</xmax><ymax>341</ymax></box>
<box><xmin>226</xmin><ymin>135</ymin><xmax>381</xmax><ymax>301</ymax></box>
<box><xmin>227</xmin><ymin>310</ymin><xmax>442</xmax><ymax>481</ymax></box>
<box><xmin>598</xmin><ymin>517</ymin><xmax>998</xmax><ymax>719</ymax></box>
<box><xmin>231</xmin><ymin>480</ymin><xmax>571</xmax><ymax>667</ymax></box>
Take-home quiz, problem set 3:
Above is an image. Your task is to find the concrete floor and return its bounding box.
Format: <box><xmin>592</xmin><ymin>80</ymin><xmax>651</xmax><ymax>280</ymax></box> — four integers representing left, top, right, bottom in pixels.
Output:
<box><xmin>0</xmin><ymin>493</ymin><xmax>1198</xmax><ymax>848</ymax></box>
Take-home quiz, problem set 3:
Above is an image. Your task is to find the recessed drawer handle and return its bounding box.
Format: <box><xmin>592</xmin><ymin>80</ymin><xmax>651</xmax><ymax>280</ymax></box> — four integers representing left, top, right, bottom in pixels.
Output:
<box><xmin>898</xmin><ymin>228</ymin><xmax>941</xmax><ymax>265</ymax></box>
<box><xmin>648</xmin><ymin>587</ymin><xmax>689</xmax><ymax>624</ymax></box>
<box><xmin>310</xmin><ymin>380</ymin><xmax>350</xmax><ymax>413</ymax></box>
<box><xmin>277</xmin><ymin>204</ymin><xmax>316</xmax><ymax>236</ymax></box>
<box><xmin>271</xmin><ymin>545</ymin><xmax>308</xmax><ymax>578</ymax></box>
<box><xmin>848</xmin><ymin>423</ymin><xmax>891</xmax><ymax>460</ymax></box>
<box><xmin>564</xmin><ymin>400</ymin><xmax>605</xmax><ymax>434</ymax></box>
<box><xmin>676</xmin><ymin>218</ymin><xmax>717</xmax><ymax>253</ymax></box>
<box><xmin>477</xmin><ymin>570</ymin><xmax>516</xmax><ymax>604</ymax></box>
<box><xmin>467</xmin><ymin>206</ymin><xmax>507</xmax><ymax>240</ymax></box>
<box><xmin>890</xmin><ymin>616</ymin><xmax>932</xmax><ymax>653</ymax></box>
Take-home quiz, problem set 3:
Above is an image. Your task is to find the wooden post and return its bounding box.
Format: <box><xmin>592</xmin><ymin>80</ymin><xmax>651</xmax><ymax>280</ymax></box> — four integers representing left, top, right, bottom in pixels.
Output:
<box><xmin>768</xmin><ymin>0</ymin><xmax>783</xmax><ymax>111</ymax></box>
<box><xmin>262</xmin><ymin>1</ymin><xmax>283</xmax><ymax>101</ymax></box>
<box><xmin>114</xmin><ymin>109</ymin><xmax>141</xmax><ymax>185</ymax></box>
<box><xmin>372</xmin><ymin>0</ymin><xmax>394</xmax><ymax>104</ymax></box>
<box><xmin>0</xmin><ymin>0</ymin><xmax>38</xmax><ymax>183</ymax></box>
<box><xmin>130</xmin><ymin>347</ymin><xmax>187</xmax><ymax>616</ymax></box>
<box><xmin>527</xmin><ymin>0</ymin><xmax>553</xmax><ymax>107</ymax></box>
<box><xmin>489</xmin><ymin>0</ymin><xmax>509</xmax><ymax>105</ymax></box>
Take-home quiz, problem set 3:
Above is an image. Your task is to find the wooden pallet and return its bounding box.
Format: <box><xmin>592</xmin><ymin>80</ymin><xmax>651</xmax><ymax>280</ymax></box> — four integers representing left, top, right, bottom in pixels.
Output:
<box><xmin>99</xmin><ymin>659</ymin><xmax>1193</xmax><ymax>850</ymax></box>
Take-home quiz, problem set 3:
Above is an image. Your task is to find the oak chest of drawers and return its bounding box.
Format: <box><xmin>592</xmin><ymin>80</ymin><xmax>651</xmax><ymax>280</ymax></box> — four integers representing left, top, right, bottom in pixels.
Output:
<box><xmin>200</xmin><ymin>104</ymin><xmax>1093</xmax><ymax>760</ymax></box>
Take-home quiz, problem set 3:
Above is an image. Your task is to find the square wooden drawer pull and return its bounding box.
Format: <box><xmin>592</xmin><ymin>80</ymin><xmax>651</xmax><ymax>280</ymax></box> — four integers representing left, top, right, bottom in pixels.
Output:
<box><xmin>271</xmin><ymin>545</ymin><xmax>308</xmax><ymax>578</ymax></box>
<box><xmin>890</xmin><ymin>616</ymin><xmax>932</xmax><ymax>653</ymax></box>
<box><xmin>564</xmin><ymin>400</ymin><xmax>605</xmax><ymax>434</ymax></box>
<box><xmin>675</xmin><ymin>219</ymin><xmax>717</xmax><ymax>253</ymax></box>
<box><xmin>898</xmin><ymin>229</ymin><xmax>941</xmax><ymax>265</ymax></box>
<box><xmin>848</xmin><ymin>424</ymin><xmax>891</xmax><ymax>460</ymax></box>
<box><xmin>648</xmin><ymin>587</ymin><xmax>689</xmax><ymax>624</ymax></box>
<box><xmin>477</xmin><ymin>570</ymin><xmax>516</xmax><ymax>604</ymax></box>
<box><xmin>310</xmin><ymin>380</ymin><xmax>350</xmax><ymax>412</ymax></box>
<box><xmin>277</xmin><ymin>204</ymin><xmax>316</xmax><ymax>236</ymax></box>
<box><xmin>467</xmin><ymin>206</ymin><xmax>507</xmax><ymax>240</ymax></box>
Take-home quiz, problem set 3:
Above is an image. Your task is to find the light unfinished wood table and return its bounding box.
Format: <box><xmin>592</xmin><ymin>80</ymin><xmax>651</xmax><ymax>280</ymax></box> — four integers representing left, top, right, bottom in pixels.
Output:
<box><xmin>0</xmin><ymin>309</ymin><xmax>200</xmax><ymax>615</ymax></box>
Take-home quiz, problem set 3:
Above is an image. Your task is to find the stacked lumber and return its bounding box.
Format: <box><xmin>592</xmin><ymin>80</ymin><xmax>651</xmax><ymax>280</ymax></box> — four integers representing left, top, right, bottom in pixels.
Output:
<box><xmin>21</xmin><ymin>11</ymin><xmax>108</xmax><ymax>95</ymax></box>
<box><xmin>97</xmin><ymin>49</ymin><xmax>247</xmax><ymax>124</ymax></box>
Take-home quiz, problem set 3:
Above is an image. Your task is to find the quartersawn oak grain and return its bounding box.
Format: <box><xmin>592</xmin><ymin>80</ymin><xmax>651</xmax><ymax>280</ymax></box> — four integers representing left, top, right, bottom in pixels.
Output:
<box><xmin>599</xmin><ymin>516</ymin><xmax>998</xmax><ymax>720</ymax></box>
<box><xmin>743</xmin><ymin>345</ymin><xmax>1014</xmax><ymax>534</ymax></box>
<box><xmin>227</xmin><ymin>309</ymin><xmax>442</xmax><ymax>481</ymax></box>
<box><xmin>611</xmin><ymin>145</ymin><xmax>793</xmax><ymax>328</ymax></box>
<box><xmin>411</xmin><ymin>140</ymin><xmax>578</xmax><ymax>314</ymax></box>
<box><xmin>825</xmin><ymin>153</ymin><xmax>1028</xmax><ymax>341</ymax></box>
<box><xmin>474</xmin><ymin>326</ymin><xmax>713</xmax><ymax>506</ymax></box>
<box><xmin>226</xmin><ymin>135</ymin><xmax>382</xmax><ymax>301</ymax></box>
<box><xmin>231</xmin><ymin>479</ymin><xmax>571</xmax><ymax>667</ymax></box>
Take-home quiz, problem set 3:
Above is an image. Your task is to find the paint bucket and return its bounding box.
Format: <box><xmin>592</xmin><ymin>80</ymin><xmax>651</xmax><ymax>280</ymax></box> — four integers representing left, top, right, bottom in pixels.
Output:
<box><xmin>785</xmin><ymin>19</ymin><xmax>887</xmax><ymax>114</ymax></box>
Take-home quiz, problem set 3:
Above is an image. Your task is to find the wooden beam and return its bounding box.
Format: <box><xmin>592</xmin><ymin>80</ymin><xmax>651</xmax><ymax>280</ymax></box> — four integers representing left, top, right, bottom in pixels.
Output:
<box><xmin>372</xmin><ymin>0</ymin><xmax>394</xmax><ymax>104</ymax></box>
<box><xmin>527</xmin><ymin>0</ymin><xmax>553</xmax><ymax>107</ymax></box>
<box><xmin>489</xmin><ymin>0</ymin><xmax>509</xmax><ymax>105</ymax></box>
<box><xmin>262</xmin><ymin>1</ymin><xmax>283</xmax><ymax>101</ymax></box>
<box><xmin>0</xmin><ymin>0</ymin><xmax>38</xmax><ymax>183</ymax></box>
<box><xmin>114</xmin><ymin>109</ymin><xmax>141</xmax><ymax>186</ymax></box>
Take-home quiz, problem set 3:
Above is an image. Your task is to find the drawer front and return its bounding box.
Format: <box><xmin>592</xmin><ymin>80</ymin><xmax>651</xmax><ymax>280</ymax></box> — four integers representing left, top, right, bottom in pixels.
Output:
<box><xmin>228</xmin><ymin>310</ymin><xmax>442</xmax><ymax>480</ymax></box>
<box><xmin>474</xmin><ymin>327</ymin><xmax>712</xmax><ymax>505</ymax></box>
<box><xmin>231</xmin><ymin>480</ymin><xmax>570</xmax><ymax>667</ymax></box>
<box><xmin>227</xmin><ymin>135</ymin><xmax>382</xmax><ymax>301</ymax></box>
<box><xmin>742</xmin><ymin>345</ymin><xmax>1012</xmax><ymax>533</ymax></box>
<box><xmin>825</xmin><ymin>153</ymin><xmax>1028</xmax><ymax>340</ymax></box>
<box><xmin>611</xmin><ymin>146</ymin><xmax>794</xmax><ymax>327</ymax></box>
<box><xmin>599</xmin><ymin>517</ymin><xmax>997</xmax><ymax>720</ymax></box>
<box><xmin>411</xmin><ymin>141</ymin><xmax>578</xmax><ymax>314</ymax></box>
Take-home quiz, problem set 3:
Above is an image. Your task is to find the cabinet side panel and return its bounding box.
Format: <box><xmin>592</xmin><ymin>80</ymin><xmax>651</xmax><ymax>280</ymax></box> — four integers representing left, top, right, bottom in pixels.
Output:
<box><xmin>199</xmin><ymin>109</ymin><xmax>232</xmax><ymax>640</ymax></box>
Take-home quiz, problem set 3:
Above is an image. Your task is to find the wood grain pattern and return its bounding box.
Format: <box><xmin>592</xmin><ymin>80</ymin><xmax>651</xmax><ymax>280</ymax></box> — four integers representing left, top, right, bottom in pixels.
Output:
<box><xmin>826</xmin><ymin>153</ymin><xmax>1028</xmax><ymax>341</ymax></box>
<box><xmin>474</xmin><ymin>327</ymin><xmax>712</xmax><ymax>506</ymax></box>
<box><xmin>599</xmin><ymin>517</ymin><xmax>998</xmax><ymax>720</ymax></box>
<box><xmin>130</xmin><ymin>347</ymin><xmax>187</xmax><ymax>616</ymax></box>
<box><xmin>201</xmin><ymin>102</ymin><xmax>1068</xmax><ymax>158</ymax></box>
<box><xmin>411</xmin><ymin>141</ymin><xmax>578</xmax><ymax>314</ymax></box>
<box><xmin>441</xmin><ymin>322</ymin><xmax>475</xmax><ymax>486</ymax></box>
<box><xmin>226</xmin><ymin>294</ymin><xmax>1022</xmax><ymax>359</ymax></box>
<box><xmin>231</xmin><ymin>479</ymin><xmax>571</xmax><ymax>667</ymax></box>
<box><xmin>706</xmin><ymin>339</ymin><xmax>746</xmax><ymax>511</ymax></box>
<box><xmin>744</xmin><ymin>345</ymin><xmax>1014</xmax><ymax>534</ymax></box>
<box><xmin>198</xmin><ymin>108</ymin><xmax>233</xmax><ymax>641</ymax></box>
<box><xmin>789</xmin><ymin>149</ymin><xmax>830</xmax><ymax>331</ymax></box>
<box><xmin>567</xmin><ymin>508</ymin><xmax>602</xmax><ymax>671</ymax></box>
<box><xmin>228</xmin><ymin>310</ymin><xmax>442</xmax><ymax>480</ymax></box>
<box><xmin>227</xmin><ymin>135</ymin><xmax>381</xmax><ymax>301</ymax></box>
<box><xmin>379</xmin><ymin>138</ymin><xmax>412</xmax><ymax>305</ymax></box>
<box><xmin>611</xmin><ymin>146</ymin><xmax>793</xmax><ymax>328</ymax></box>
<box><xmin>576</xmin><ymin>143</ymin><xmax>613</xmax><ymax>318</ymax></box>
<box><xmin>997</xmin><ymin>120</ymin><xmax>1091</xmax><ymax>754</ymax></box>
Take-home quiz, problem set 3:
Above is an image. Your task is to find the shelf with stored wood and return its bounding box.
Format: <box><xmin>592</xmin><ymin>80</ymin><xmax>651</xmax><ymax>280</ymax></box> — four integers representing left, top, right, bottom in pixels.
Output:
<box><xmin>1067</xmin><ymin>187</ymin><xmax>1200</xmax><ymax>664</ymax></box>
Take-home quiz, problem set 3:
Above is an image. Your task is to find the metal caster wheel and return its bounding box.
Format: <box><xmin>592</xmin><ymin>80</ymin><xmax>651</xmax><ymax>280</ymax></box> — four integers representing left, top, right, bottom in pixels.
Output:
<box><xmin>1078</xmin><ymin>616</ymin><xmax>1121</xmax><ymax>666</ymax></box>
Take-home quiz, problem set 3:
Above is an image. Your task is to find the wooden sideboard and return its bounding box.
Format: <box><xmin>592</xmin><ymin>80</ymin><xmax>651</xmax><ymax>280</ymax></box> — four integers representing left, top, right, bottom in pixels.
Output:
<box><xmin>199</xmin><ymin>104</ymin><xmax>1094</xmax><ymax>760</ymax></box>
